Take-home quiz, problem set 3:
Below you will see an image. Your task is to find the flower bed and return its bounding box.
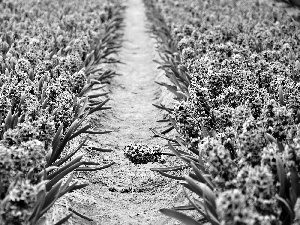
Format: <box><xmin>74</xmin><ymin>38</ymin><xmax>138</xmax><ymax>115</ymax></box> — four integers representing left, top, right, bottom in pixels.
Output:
<box><xmin>0</xmin><ymin>0</ymin><xmax>124</xmax><ymax>224</ymax></box>
<box><xmin>145</xmin><ymin>0</ymin><xmax>300</xmax><ymax>224</ymax></box>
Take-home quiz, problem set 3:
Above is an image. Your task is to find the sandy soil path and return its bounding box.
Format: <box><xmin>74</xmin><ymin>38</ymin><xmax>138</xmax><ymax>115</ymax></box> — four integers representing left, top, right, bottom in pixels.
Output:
<box><xmin>71</xmin><ymin>0</ymin><xmax>183</xmax><ymax>224</ymax></box>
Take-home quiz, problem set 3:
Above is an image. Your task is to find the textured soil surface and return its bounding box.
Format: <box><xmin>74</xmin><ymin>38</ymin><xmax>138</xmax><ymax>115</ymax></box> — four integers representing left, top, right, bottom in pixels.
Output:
<box><xmin>68</xmin><ymin>0</ymin><xmax>185</xmax><ymax>224</ymax></box>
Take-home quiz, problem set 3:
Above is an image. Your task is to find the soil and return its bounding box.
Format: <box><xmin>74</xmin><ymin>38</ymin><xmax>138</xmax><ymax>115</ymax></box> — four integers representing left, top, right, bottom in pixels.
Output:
<box><xmin>67</xmin><ymin>0</ymin><xmax>187</xmax><ymax>224</ymax></box>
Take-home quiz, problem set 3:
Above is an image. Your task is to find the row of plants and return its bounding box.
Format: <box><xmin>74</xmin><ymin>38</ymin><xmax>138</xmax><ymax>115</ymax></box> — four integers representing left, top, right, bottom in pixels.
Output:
<box><xmin>0</xmin><ymin>0</ymin><xmax>124</xmax><ymax>224</ymax></box>
<box><xmin>144</xmin><ymin>0</ymin><xmax>300</xmax><ymax>224</ymax></box>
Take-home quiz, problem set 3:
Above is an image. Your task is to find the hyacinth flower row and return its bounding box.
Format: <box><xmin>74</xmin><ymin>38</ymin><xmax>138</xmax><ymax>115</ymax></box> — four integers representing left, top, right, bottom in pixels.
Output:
<box><xmin>144</xmin><ymin>0</ymin><xmax>300</xmax><ymax>224</ymax></box>
<box><xmin>0</xmin><ymin>0</ymin><xmax>124</xmax><ymax>224</ymax></box>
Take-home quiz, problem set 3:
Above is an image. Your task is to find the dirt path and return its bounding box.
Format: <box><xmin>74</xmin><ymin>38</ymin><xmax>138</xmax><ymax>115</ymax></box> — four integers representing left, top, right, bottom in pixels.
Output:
<box><xmin>70</xmin><ymin>0</ymin><xmax>184</xmax><ymax>224</ymax></box>
<box><xmin>103</xmin><ymin>0</ymin><xmax>164</xmax><ymax>145</ymax></box>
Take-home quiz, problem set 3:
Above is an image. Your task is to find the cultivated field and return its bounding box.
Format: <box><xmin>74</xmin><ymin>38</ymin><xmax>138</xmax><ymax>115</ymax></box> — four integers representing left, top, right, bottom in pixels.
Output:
<box><xmin>1</xmin><ymin>0</ymin><xmax>300</xmax><ymax>224</ymax></box>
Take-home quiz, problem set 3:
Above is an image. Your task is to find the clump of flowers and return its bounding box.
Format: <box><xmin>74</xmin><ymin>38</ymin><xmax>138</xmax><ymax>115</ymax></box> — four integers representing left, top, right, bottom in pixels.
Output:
<box><xmin>237</xmin><ymin>128</ymin><xmax>267</xmax><ymax>166</ymax></box>
<box><xmin>0</xmin><ymin>178</ymin><xmax>37</xmax><ymax>225</ymax></box>
<box><xmin>71</xmin><ymin>69</ymin><xmax>87</xmax><ymax>94</ymax></box>
<box><xmin>2</xmin><ymin>122</ymin><xmax>39</xmax><ymax>146</ymax></box>
<box><xmin>261</xmin><ymin>100</ymin><xmax>295</xmax><ymax>142</ymax></box>
<box><xmin>199</xmin><ymin>137</ymin><xmax>238</xmax><ymax>190</ymax></box>
<box><xmin>217</xmin><ymin>189</ymin><xmax>258</xmax><ymax>225</ymax></box>
<box><xmin>173</xmin><ymin>101</ymin><xmax>202</xmax><ymax>151</ymax></box>
<box><xmin>0</xmin><ymin>140</ymin><xmax>46</xmax><ymax>196</ymax></box>
<box><xmin>124</xmin><ymin>143</ymin><xmax>162</xmax><ymax>164</ymax></box>
<box><xmin>233</xmin><ymin>165</ymin><xmax>279</xmax><ymax>219</ymax></box>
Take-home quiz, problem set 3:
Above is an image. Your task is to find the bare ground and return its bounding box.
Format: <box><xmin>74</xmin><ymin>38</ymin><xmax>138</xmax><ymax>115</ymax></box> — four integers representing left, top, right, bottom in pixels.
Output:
<box><xmin>69</xmin><ymin>0</ymin><xmax>186</xmax><ymax>224</ymax></box>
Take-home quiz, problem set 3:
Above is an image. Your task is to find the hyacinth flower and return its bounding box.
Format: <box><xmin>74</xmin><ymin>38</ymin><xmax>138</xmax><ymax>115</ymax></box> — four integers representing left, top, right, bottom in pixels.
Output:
<box><xmin>124</xmin><ymin>143</ymin><xmax>163</xmax><ymax>164</ymax></box>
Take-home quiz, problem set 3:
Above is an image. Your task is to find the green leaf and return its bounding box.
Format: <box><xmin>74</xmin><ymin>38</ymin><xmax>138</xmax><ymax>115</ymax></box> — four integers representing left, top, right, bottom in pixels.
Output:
<box><xmin>69</xmin><ymin>124</ymin><xmax>91</xmax><ymax>140</ymax></box>
<box><xmin>88</xmin><ymin>92</ymin><xmax>110</xmax><ymax>99</ymax></box>
<box><xmin>264</xmin><ymin>133</ymin><xmax>276</xmax><ymax>144</ymax></box>
<box><xmin>277</xmin><ymin>196</ymin><xmax>294</xmax><ymax>223</ymax></box>
<box><xmin>169</xmin><ymin>117</ymin><xmax>179</xmax><ymax>132</ymax></box>
<box><xmin>75</xmin><ymin>162</ymin><xmax>115</xmax><ymax>171</ymax></box>
<box><xmin>73</xmin><ymin>111</ymin><xmax>89</xmax><ymax>131</ymax></box>
<box><xmin>45</xmin><ymin>149</ymin><xmax>52</xmax><ymax>165</ymax></box>
<box><xmin>184</xmin><ymin>176</ymin><xmax>216</xmax><ymax>208</ymax></box>
<box><xmin>29</xmin><ymin>188</ymin><xmax>46</xmax><ymax>223</ymax></box>
<box><xmin>168</xmin><ymin>142</ymin><xmax>191</xmax><ymax>165</ymax></box>
<box><xmin>40</xmin><ymin>181</ymin><xmax>63</xmax><ymax>216</ymax></box>
<box><xmin>49</xmin><ymin>120</ymin><xmax>79</xmax><ymax>165</ymax></box>
<box><xmin>46</xmin><ymin>161</ymin><xmax>84</xmax><ymax>191</ymax></box>
<box><xmin>190</xmin><ymin>162</ymin><xmax>213</xmax><ymax>190</ymax></box>
<box><xmin>78</xmin><ymin>83</ymin><xmax>92</xmax><ymax>97</ymax></box>
<box><xmin>181</xmin><ymin>155</ymin><xmax>199</xmax><ymax>164</ymax></box>
<box><xmin>35</xmin><ymin>217</ymin><xmax>47</xmax><ymax>225</ymax></box>
<box><xmin>279</xmin><ymin>85</ymin><xmax>285</xmax><ymax>106</ymax></box>
<box><xmin>152</xmin><ymin>103</ymin><xmax>173</xmax><ymax>113</ymax></box>
<box><xmin>88</xmin><ymin>98</ymin><xmax>110</xmax><ymax>114</ymax></box>
<box><xmin>89</xmin><ymin>146</ymin><xmax>113</xmax><ymax>152</ymax></box>
<box><xmin>83</xmin><ymin>129</ymin><xmax>113</xmax><ymax>135</ymax></box>
<box><xmin>160</xmin><ymin>208</ymin><xmax>202</xmax><ymax>225</ymax></box>
<box><xmin>51</xmin><ymin>123</ymin><xmax>63</xmax><ymax>155</ymax></box>
<box><xmin>38</xmin><ymin>167</ymin><xmax>57</xmax><ymax>180</ymax></box>
<box><xmin>183</xmin><ymin>187</ymin><xmax>209</xmax><ymax>219</ymax></box>
<box><xmin>68</xmin><ymin>183</ymin><xmax>89</xmax><ymax>193</ymax></box>
<box><xmin>204</xmin><ymin>198</ymin><xmax>219</xmax><ymax>222</ymax></box>
<box><xmin>4</xmin><ymin>110</ymin><xmax>12</xmax><ymax>131</ymax></box>
<box><xmin>84</xmin><ymin>50</ymin><xmax>95</xmax><ymax>65</ymax></box>
<box><xmin>172</xmin><ymin>205</ymin><xmax>195</xmax><ymax>211</ymax></box>
<box><xmin>290</xmin><ymin>166</ymin><xmax>300</xmax><ymax>198</ymax></box>
<box><xmin>82</xmin><ymin>161</ymin><xmax>101</xmax><ymax>166</ymax></box>
<box><xmin>158</xmin><ymin>126</ymin><xmax>174</xmax><ymax>135</ymax></box>
<box><xmin>0</xmin><ymin>182</ymin><xmax>3</xmax><ymax>196</ymax></box>
<box><xmin>27</xmin><ymin>168</ymin><xmax>35</xmax><ymax>180</ymax></box>
<box><xmin>150</xmin><ymin>128</ymin><xmax>176</xmax><ymax>142</ymax></box>
<box><xmin>59</xmin><ymin>173</ymin><xmax>74</xmax><ymax>194</ymax></box>
<box><xmin>69</xmin><ymin>208</ymin><xmax>94</xmax><ymax>221</ymax></box>
<box><xmin>77</xmin><ymin>97</ymin><xmax>88</xmax><ymax>117</ymax></box>
<box><xmin>277</xmin><ymin>141</ymin><xmax>285</xmax><ymax>152</ymax></box>
<box><xmin>11</xmin><ymin>113</ymin><xmax>18</xmax><ymax>129</ymax></box>
<box><xmin>295</xmin><ymin>60</ymin><xmax>300</xmax><ymax>70</ymax></box>
<box><xmin>90</xmin><ymin>79</ymin><xmax>103</xmax><ymax>85</ymax></box>
<box><xmin>48</xmin><ymin>155</ymin><xmax>83</xmax><ymax>180</ymax></box>
<box><xmin>289</xmin><ymin>187</ymin><xmax>297</xmax><ymax>207</ymax></box>
<box><xmin>92</xmin><ymin>84</ymin><xmax>107</xmax><ymax>91</ymax></box>
<box><xmin>54</xmin><ymin>214</ymin><xmax>72</xmax><ymax>225</ymax></box>
<box><xmin>53</xmin><ymin>137</ymin><xmax>88</xmax><ymax>167</ymax></box>
<box><xmin>155</xmin><ymin>81</ymin><xmax>186</xmax><ymax>100</ymax></box>
<box><xmin>69</xmin><ymin>208</ymin><xmax>94</xmax><ymax>222</ymax></box>
<box><xmin>41</xmin><ymin>97</ymin><xmax>48</xmax><ymax>109</ymax></box>
<box><xmin>157</xmin><ymin>170</ymin><xmax>185</xmax><ymax>180</ymax></box>
<box><xmin>276</xmin><ymin>155</ymin><xmax>287</xmax><ymax>198</ymax></box>
<box><xmin>38</xmin><ymin>76</ymin><xmax>44</xmax><ymax>93</ymax></box>
<box><xmin>151</xmin><ymin>165</ymin><xmax>189</xmax><ymax>172</ymax></box>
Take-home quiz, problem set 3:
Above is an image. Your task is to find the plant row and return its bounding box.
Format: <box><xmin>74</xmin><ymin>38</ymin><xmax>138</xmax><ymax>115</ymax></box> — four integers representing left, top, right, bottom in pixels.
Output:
<box><xmin>145</xmin><ymin>0</ymin><xmax>300</xmax><ymax>224</ymax></box>
<box><xmin>0</xmin><ymin>0</ymin><xmax>124</xmax><ymax>224</ymax></box>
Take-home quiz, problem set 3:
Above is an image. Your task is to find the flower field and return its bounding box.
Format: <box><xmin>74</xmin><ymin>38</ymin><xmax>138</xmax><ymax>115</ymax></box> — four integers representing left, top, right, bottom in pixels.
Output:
<box><xmin>144</xmin><ymin>0</ymin><xmax>300</xmax><ymax>224</ymax></box>
<box><xmin>1</xmin><ymin>0</ymin><xmax>300</xmax><ymax>224</ymax></box>
<box><xmin>0</xmin><ymin>0</ymin><xmax>124</xmax><ymax>224</ymax></box>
